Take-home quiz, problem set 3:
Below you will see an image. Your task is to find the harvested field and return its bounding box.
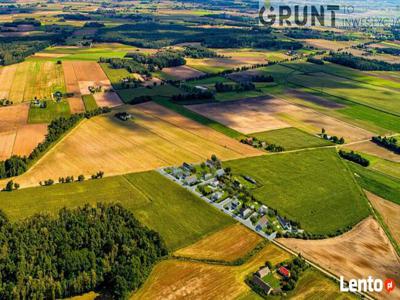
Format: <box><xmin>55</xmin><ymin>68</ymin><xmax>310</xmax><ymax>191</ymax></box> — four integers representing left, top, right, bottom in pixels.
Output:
<box><xmin>93</xmin><ymin>91</ymin><xmax>123</xmax><ymax>107</ymax></box>
<box><xmin>0</xmin><ymin>103</ymin><xmax>46</xmax><ymax>160</ymax></box>
<box><xmin>162</xmin><ymin>65</ymin><xmax>205</xmax><ymax>80</ymax></box>
<box><xmin>8</xmin><ymin>102</ymin><xmax>261</xmax><ymax>188</ymax></box>
<box><xmin>174</xmin><ymin>224</ymin><xmax>262</xmax><ymax>262</ymax></box>
<box><xmin>187</xmin><ymin>97</ymin><xmax>290</xmax><ymax>134</ymax></box>
<box><xmin>0</xmin><ymin>103</ymin><xmax>29</xmax><ymax>132</ymax></box>
<box><xmin>132</xmin><ymin>243</ymin><xmax>290</xmax><ymax>300</ymax></box>
<box><xmin>0</xmin><ymin>65</ymin><xmax>17</xmax><ymax>99</ymax></box>
<box><xmin>12</xmin><ymin>124</ymin><xmax>47</xmax><ymax>157</ymax></box>
<box><xmin>3</xmin><ymin>61</ymin><xmax>66</xmax><ymax>104</ymax></box>
<box><xmin>301</xmin><ymin>39</ymin><xmax>356</xmax><ymax>51</ymax></box>
<box><xmin>188</xmin><ymin>97</ymin><xmax>372</xmax><ymax>141</ymax></box>
<box><xmin>367</xmin><ymin>191</ymin><xmax>400</xmax><ymax>246</ymax></box>
<box><xmin>62</xmin><ymin>61</ymin><xmax>122</xmax><ymax>108</ymax></box>
<box><xmin>346</xmin><ymin>141</ymin><xmax>400</xmax><ymax>162</ymax></box>
<box><xmin>279</xmin><ymin>217</ymin><xmax>400</xmax><ymax>300</ymax></box>
<box><xmin>0</xmin><ymin>131</ymin><xmax>16</xmax><ymax>161</ymax></box>
<box><xmin>68</xmin><ymin>98</ymin><xmax>86</xmax><ymax>113</ymax></box>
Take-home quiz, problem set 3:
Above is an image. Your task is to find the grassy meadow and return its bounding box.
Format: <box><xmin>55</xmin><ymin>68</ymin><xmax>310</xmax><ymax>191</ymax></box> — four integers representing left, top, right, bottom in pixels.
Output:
<box><xmin>252</xmin><ymin>128</ymin><xmax>332</xmax><ymax>151</ymax></box>
<box><xmin>28</xmin><ymin>100</ymin><xmax>71</xmax><ymax>123</ymax></box>
<box><xmin>118</xmin><ymin>85</ymin><xmax>182</xmax><ymax>103</ymax></box>
<box><xmin>349</xmin><ymin>162</ymin><xmax>400</xmax><ymax>206</ymax></box>
<box><xmin>225</xmin><ymin>149</ymin><xmax>371</xmax><ymax>235</ymax></box>
<box><xmin>82</xmin><ymin>95</ymin><xmax>98</xmax><ymax>111</ymax></box>
<box><xmin>0</xmin><ymin>171</ymin><xmax>233</xmax><ymax>251</ymax></box>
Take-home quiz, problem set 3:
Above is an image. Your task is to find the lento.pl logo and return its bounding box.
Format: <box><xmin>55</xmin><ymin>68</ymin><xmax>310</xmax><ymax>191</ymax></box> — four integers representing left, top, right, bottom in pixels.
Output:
<box><xmin>339</xmin><ymin>276</ymin><xmax>396</xmax><ymax>294</ymax></box>
<box><xmin>258</xmin><ymin>0</ymin><xmax>339</xmax><ymax>27</ymax></box>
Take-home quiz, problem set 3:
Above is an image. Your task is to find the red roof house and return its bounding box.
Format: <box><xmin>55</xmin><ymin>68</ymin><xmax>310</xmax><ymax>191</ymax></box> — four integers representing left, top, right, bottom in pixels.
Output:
<box><xmin>278</xmin><ymin>266</ymin><xmax>290</xmax><ymax>278</ymax></box>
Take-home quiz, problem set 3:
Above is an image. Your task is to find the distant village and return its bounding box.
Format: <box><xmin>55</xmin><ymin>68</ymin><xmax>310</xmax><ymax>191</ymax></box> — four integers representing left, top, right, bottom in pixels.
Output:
<box><xmin>161</xmin><ymin>155</ymin><xmax>303</xmax><ymax>240</ymax></box>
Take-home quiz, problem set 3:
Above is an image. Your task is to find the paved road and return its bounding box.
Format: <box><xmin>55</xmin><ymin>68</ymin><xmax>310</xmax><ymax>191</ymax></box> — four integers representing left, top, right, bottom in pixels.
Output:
<box><xmin>158</xmin><ymin>168</ymin><xmax>375</xmax><ymax>300</ymax></box>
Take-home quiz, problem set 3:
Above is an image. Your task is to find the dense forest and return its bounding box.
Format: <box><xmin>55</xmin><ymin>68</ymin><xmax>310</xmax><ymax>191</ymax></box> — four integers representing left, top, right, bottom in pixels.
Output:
<box><xmin>324</xmin><ymin>52</ymin><xmax>400</xmax><ymax>71</ymax></box>
<box><xmin>95</xmin><ymin>23</ymin><xmax>301</xmax><ymax>50</ymax></box>
<box><xmin>0</xmin><ymin>203</ymin><xmax>167</xmax><ymax>299</ymax></box>
<box><xmin>0</xmin><ymin>40</ymin><xmax>50</xmax><ymax>65</ymax></box>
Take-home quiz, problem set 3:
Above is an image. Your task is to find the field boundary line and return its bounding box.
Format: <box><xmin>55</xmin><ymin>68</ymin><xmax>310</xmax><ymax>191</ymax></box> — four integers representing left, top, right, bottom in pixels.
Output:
<box><xmin>141</xmin><ymin>103</ymin><xmax>255</xmax><ymax>157</ymax></box>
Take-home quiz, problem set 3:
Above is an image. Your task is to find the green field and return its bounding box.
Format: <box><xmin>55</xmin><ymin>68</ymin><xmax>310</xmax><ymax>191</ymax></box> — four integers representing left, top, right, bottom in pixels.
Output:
<box><xmin>268</xmin><ymin>78</ymin><xmax>400</xmax><ymax>134</ymax></box>
<box><xmin>224</xmin><ymin>149</ymin><xmax>370</xmax><ymax>234</ymax></box>
<box><xmin>187</xmin><ymin>76</ymin><xmax>232</xmax><ymax>87</ymax></box>
<box><xmin>28</xmin><ymin>100</ymin><xmax>71</xmax><ymax>123</ymax></box>
<box><xmin>349</xmin><ymin>162</ymin><xmax>400</xmax><ymax>205</ymax></box>
<box><xmin>82</xmin><ymin>94</ymin><xmax>98</xmax><ymax>111</ymax></box>
<box><xmin>31</xmin><ymin>45</ymin><xmax>135</xmax><ymax>62</ymax></box>
<box><xmin>100</xmin><ymin>62</ymin><xmax>133</xmax><ymax>90</ymax></box>
<box><xmin>118</xmin><ymin>85</ymin><xmax>182</xmax><ymax>103</ymax></box>
<box><xmin>252</xmin><ymin>128</ymin><xmax>332</xmax><ymax>151</ymax></box>
<box><xmin>0</xmin><ymin>171</ymin><xmax>233</xmax><ymax>250</ymax></box>
<box><xmin>290</xmin><ymin>72</ymin><xmax>400</xmax><ymax>115</ymax></box>
<box><xmin>356</xmin><ymin>152</ymin><xmax>400</xmax><ymax>180</ymax></box>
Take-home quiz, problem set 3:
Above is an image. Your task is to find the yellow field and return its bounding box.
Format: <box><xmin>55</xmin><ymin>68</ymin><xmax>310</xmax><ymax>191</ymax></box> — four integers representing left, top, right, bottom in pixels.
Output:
<box><xmin>0</xmin><ymin>61</ymin><xmax>66</xmax><ymax>103</ymax></box>
<box><xmin>174</xmin><ymin>224</ymin><xmax>263</xmax><ymax>262</ymax></box>
<box><xmin>132</xmin><ymin>243</ymin><xmax>291</xmax><ymax>300</ymax></box>
<box><xmin>6</xmin><ymin>102</ymin><xmax>261</xmax><ymax>188</ymax></box>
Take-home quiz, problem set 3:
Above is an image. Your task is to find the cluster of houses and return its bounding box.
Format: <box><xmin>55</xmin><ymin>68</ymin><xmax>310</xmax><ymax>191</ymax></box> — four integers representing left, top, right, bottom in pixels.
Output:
<box><xmin>252</xmin><ymin>264</ymin><xmax>291</xmax><ymax>295</ymax></box>
<box><xmin>163</xmin><ymin>158</ymin><xmax>301</xmax><ymax>239</ymax></box>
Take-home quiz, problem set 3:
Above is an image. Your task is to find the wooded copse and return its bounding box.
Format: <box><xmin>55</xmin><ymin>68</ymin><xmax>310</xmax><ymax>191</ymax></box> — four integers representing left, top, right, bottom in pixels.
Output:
<box><xmin>0</xmin><ymin>203</ymin><xmax>167</xmax><ymax>299</ymax></box>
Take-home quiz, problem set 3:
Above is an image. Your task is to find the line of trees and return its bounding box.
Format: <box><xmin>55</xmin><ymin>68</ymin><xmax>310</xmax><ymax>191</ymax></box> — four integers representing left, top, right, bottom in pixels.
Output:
<box><xmin>215</xmin><ymin>82</ymin><xmax>255</xmax><ymax>93</ymax></box>
<box><xmin>0</xmin><ymin>107</ymin><xmax>111</xmax><ymax>180</ymax></box>
<box><xmin>338</xmin><ymin>150</ymin><xmax>370</xmax><ymax>167</ymax></box>
<box><xmin>0</xmin><ymin>203</ymin><xmax>167</xmax><ymax>299</ymax></box>
<box><xmin>182</xmin><ymin>46</ymin><xmax>219</xmax><ymax>58</ymax></box>
<box><xmin>371</xmin><ymin>136</ymin><xmax>400</xmax><ymax>154</ymax></box>
<box><xmin>324</xmin><ymin>52</ymin><xmax>400</xmax><ymax>71</ymax></box>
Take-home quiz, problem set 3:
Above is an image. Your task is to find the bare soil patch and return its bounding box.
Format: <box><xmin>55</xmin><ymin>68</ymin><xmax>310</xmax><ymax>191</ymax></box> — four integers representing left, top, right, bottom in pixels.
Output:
<box><xmin>174</xmin><ymin>224</ymin><xmax>262</xmax><ymax>262</ymax></box>
<box><xmin>302</xmin><ymin>39</ymin><xmax>356</xmax><ymax>51</ymax></box>
<box><xmin>0</xmin><ymin>131</ymin><xmax>16</xmax><ymax>161</ymax></box>
<box><xmin>188</xmin><ymin>97</ymin><xmax>371</xmax><ymax>140</ymax></box>
<box><xmin>162</xmin><ymin>65</ymin><xmax>205</xmax><ymax>80</ymax></box>
<box><xmin>366</xmin><ymin>191</ymin><xmax>400</xmax><ymax>246</ymax></box>
<box><xmin>0</xmin><ymin>103</ymin><xmax>29</xmax><ymax>133</ymax></box>
<box><xmin>279</xmin><ymin>217</ymin><xmax>400</xmax><ymax>300</ymax></box>
<box><xmin>13</xmin><ymin>124</ymin><xmax>47</xmax><ymax>157</ymax></box>
<box><xmin>68</xmin><ymin>98</ymin><xmax>86</xmax><ymax>113</ymax></box>
<box><xmin>347</xmin><ymin>141</ymin><xmax>400</xmax><ymax>162</ymax></box>
<box><xmin>93</xmin><ymin>91</ymin><xmax>123</xmax><ymax>108</ymax></box>
<box><xmin>63</xmin><ymin>61</ymin><xmax>122</xmax><ymax>108</ymax></box>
